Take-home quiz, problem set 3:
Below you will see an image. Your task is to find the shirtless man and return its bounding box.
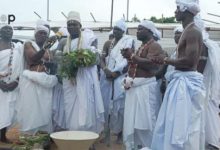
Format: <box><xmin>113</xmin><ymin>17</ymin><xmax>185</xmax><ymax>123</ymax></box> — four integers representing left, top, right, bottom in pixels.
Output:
<box><xmin>121</xmin><ymin>20</ymin><xmax>164</xmax><ymax>149</ymax></box>
<box><xmin>151</xmin><ymin>1</ymin><xmax>205</xmax><ymax>150</ymax></box>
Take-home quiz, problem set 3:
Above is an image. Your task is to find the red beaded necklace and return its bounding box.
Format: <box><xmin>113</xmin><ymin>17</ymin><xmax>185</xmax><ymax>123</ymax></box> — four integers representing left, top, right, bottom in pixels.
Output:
<box><xmin>128</xmin><ymin>39</ymin><xmax>154</xmax><ymax>79</ymax></box>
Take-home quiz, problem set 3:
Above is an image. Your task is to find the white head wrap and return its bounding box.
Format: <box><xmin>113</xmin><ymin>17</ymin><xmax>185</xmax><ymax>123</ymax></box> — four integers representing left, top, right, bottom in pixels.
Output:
<box><xmin>174</xmin><ymin>26</ymin><xmax>183</xmax><ymax>33</ymax></box>
<box><xmin>154</xmin><ymin>29</ymin><xmax>161</xmax><ymax>40</ymax></box>
<box><xmin>67</xmin><ymin>11</ymin><xmax>81</xmax><ymax>24</ymax></box>
<box><xmin>176</xmin><ymin>0</ymin><xmax>200</xmax><ymax>15</ymax></box>
<box><xmin>139</xmin><ymin>20</ymin><xmax>158</xmax><ymax>37</ymax></box>
<box><xmin>194</xmin><ymin>14</ymin><xmax>209</xmax><ymax>40</ymax></box>
<box><xmin>114</xmin><ymin>19</ymin><xmax>127</xmax><ymax>32</ymax></box>
<box><xmin>35</xmin><ymin>25</ymin><xmax>49</xmax><ymax>35</ymax></box>
<box><xmin>36</xmin><ymin>19</ymin><xmax>50</xmax><ymax>27</ymax></box>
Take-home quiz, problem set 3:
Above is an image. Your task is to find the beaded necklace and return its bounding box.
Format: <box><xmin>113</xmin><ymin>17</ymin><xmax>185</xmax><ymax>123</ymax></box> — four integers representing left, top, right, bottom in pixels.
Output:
<box><xmin>128</xmin><ymin>39</ymin><xmax>154</xmax><ymax>79</ymax></box>
<box><xmin>66</xmin><ymin>31</ymin><xmax>83</xmax><ymax>54</ymax></box>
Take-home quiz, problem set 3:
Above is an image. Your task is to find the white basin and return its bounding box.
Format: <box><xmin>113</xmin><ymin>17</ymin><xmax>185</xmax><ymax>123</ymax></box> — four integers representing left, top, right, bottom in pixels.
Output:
<box><xmin>50</xmin><ymin>131</ymin><xmax>99</xmax><ymax>150</ymax></box>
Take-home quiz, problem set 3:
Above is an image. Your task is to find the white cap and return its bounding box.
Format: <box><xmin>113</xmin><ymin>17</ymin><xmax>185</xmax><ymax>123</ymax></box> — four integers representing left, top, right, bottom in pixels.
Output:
<box><xmin>176</xmin><ymin>0</ymin><xmax>200</xmax><ymax>16</ymax></box>
<box><xmin>36</xmin><ymin>19</ymin><xmax>50</xmax><ymax>27</ymax></box>
<box><xmin>139</xmin><ymin>20</ymin><xmax>158</xmax><ymax>37</ymax></box>
<box><xmin>114</xmin><ymin>19</ymin><xmax>127</xmax><ymax>32</ymax></box>
<box><xmin>67</xmin><ymin>11</ymin><xmax>81</xmax><ymax>24</ymax></box>
<box><xmin>35</xmin><ymin>25</ymin><xmax>49</xmax><ymax>34</ymax></box>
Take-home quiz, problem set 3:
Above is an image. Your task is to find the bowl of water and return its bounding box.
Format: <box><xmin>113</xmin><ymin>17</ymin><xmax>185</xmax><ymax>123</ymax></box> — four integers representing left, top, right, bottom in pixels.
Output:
<box><xmin>50</xmin><ymin>131</ymin><xmax>99</xmax><ymax>150</ymax></box>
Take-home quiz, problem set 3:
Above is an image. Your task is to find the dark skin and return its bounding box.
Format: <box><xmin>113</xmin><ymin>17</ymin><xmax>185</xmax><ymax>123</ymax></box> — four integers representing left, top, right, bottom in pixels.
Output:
<box><xmin>156</xmin><ymin>30</ymin><xmax>182</xmax><ymax>95</ymax></box>
<box><xmin>0</xmin><ymin>26</ymin><xmax>18</xmax><ymax>92</ymax></box>
<box><xmin>151</xmin><ymin>7</ymin><xmax>203</xmax><ymax>71</ymax></box>
<box><xmin>121</xmin><ymin>25</ymin><xmax>164</xmax><ymax>78</ymax></box>
<box><xmin>0</xmin><ymin>25</ymin><xmax>17</xmax><ymax>143</ymax></box>
<box><xmin>101</xmin><ymin>26</ymin><xmax>125</xmax><ymax>80</ymax></box>
<box><xmin>67</xmin><ymin>20</ymin><xmax>81</xmax><ymax>40</ymax></box>
<box><xmin>197</xmin><ymin>43</ymin><xmax>208</xmax><ymax>73</ymax></box>
<box><xmin>24</xmin><ymin>30</ymin><xmax>56</xmax><ymax>72</ymax></box>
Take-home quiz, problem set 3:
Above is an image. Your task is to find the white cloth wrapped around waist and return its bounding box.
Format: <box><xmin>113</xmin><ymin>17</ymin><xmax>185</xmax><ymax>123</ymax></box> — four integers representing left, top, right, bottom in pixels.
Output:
<box><xmin>152</xmin><ymin>70</ymin><xmax>205</xmax><ymax>150</ymax></box>
<box><xmin>22</xmin><ymin>70</ymin><xmax>58</xmax><ymax>88</ymax></box>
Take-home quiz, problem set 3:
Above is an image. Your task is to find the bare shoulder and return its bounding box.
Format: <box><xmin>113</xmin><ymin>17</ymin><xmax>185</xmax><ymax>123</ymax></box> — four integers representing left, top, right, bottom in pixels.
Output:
<box><xmin>103</xmin><ymin>40</ymin><xmax>112</xmax><ymax>48</ymax></box>
<box><xmin>24</xmin><ymin>41</ymin><xmax>32</xmax><ymax>48</ymax></box>
<box><xmin>104</xmin><ymin>40</ymin><xmax>112</xmax><ymax>46</ymax></box>
<box><xmin>149</xmin><ymin>41</ymin><xmax>163</xmax><ymax>52</ymax></box>
<box><xmin>185</xmin><ymin>25</ymin><xmax>202</xmax><ymax>39</ymax></box>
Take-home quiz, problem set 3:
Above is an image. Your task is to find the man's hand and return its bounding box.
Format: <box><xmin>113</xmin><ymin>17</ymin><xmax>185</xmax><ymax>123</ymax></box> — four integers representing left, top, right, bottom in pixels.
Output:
<box><xmin>103</xmin><ymin>67</ymin><xmax>113</xmax><ymax>79</ymax></box>
<box><xmin>0</xmin><ymin>81</ymin><xmax>9</xmax><ymax>92</ymax></box>
<box><xmin>111</xmin><ymin>71</ymin><xmax>120</xmax><ymax>80</ymax></box>
<box><xmin>0</xmin><ymin>81</ymin><xmax>18</xmax><ymax>92</ymax></box>
<box><xmin>151</xmin><ymin>54</ymin><xmax>167</xmax><ymax>64</ymax></box>
<box><xmin>43</xmin><ymin>36</ymin><xmax>57</xmax><ymax>50</ymax></box>
<box><xmin>121</xmin><ymin>48</ymin><xmax>133</xmax><ymax>59</ymax></box>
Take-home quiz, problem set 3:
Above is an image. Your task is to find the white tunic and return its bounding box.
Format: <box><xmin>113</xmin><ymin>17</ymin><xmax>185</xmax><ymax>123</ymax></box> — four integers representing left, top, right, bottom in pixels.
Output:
<box><xmin>63</xmin><ymin>29</ymin><xmax>105</xmax><ymax>133</ymax></box>
<box><xmin>152</xmin><ymin>71</ymin><xmax>205</xmax><ymax>150</ymax></box>
<box><xmin>203</xmin><ymin>39</ymin><xmax>220</xmax><ymax>148</ymax></box>
<box><xmin>17</xmin><ymin>41</ymin><xmax>57</xmax><ymax>134</ymax></box>
<box><xmin>100</xmin><ymin>35</ymin><xmax>134</xmax><ymax>133</ymax></box>
<box><xmin>0</xmin><ymin>43</ymin><xmax>23</xmax><ymax>129</ymax></box>
<box><xmin>123</xmin><ymin>77</ymin><xmax>160</xmax><ymax>149</ymax></box>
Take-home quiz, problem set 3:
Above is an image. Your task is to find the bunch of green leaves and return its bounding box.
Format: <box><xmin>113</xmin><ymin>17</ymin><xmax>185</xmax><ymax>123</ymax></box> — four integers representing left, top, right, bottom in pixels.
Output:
<box><xmin>12</xmin><ymin>134</ymin><xmax>50</xmax><ymax>150</ymax></box>
<box><xmin>59</xmin><ymin>49</ymin><xmax>96</xmax><ymax>79</ymax></box>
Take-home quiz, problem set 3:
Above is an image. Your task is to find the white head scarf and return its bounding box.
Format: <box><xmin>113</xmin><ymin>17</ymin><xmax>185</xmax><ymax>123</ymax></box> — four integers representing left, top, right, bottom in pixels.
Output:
<box><xmin>176</xmin><ymin>0</ymin><xmax>200</xmax><ymax>16</ymax></box>
<box><xmin>174</xmin><ymin>26</ymin><xmax>183</xmax><ymax>33</ymax></box>
<box><xmin>154</xmin><ymin>29</ymin><xmax>162</xmax><ymax>40</ymax></box>
<box><xmin>114</xmin><ymin>19</ymin><xmax>127</xmax><ymax>32</ymax></box>
<box><xmin>36</xmin><ymin>19</ymin><xmax>50</xmax><ymax>27</ymax></box>
<box><xmin>35</xmin><ymin>24</ymin><xmax>49</xmax><ymax>35</ymax></box>
<box><xmin>67</xmin><ymin>11</ymin><xmax>81</xmax><ymax>24</ymax></box>
<box><xmin>139</xmin><ymin>20</ymin><xmax>158</xmax><ymax>38</ymax></box>
<box><xmin>194</xmin><ymin>14</ymin><xmax>209</xmax><ymax>40</ymax></box>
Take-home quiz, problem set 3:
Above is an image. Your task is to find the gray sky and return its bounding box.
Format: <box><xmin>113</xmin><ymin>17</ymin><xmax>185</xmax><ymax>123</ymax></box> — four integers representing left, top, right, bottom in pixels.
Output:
<box><xmin>0</xmin><ymin>0</ymin><xmax>219</xmax><ymax>24</ymax></box>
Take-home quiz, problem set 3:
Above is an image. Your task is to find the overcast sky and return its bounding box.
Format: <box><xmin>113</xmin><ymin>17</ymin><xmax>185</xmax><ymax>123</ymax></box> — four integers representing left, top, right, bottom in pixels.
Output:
<box><xmin>0</xmin><ymin>0</ymin><xmax>220</xmax><ymax>24</ymax></box>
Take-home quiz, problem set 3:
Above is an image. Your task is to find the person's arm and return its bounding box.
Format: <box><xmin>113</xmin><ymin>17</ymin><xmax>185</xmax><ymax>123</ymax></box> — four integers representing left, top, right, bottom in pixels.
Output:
<box><xmin>91</xmin><ymin>38</ymin><xmax>98</xmax><ymax>49</ymax></box>
<box><xmin>132</xmin><ymin>43</ymin><xmax>162</xmax><ymax>71</ymax></box>
<box><xmin>0</xmin><ymin>79</ymin><xmax>19</xmax><ymax>92</ymax></box>
<box><xmin>100</xmin><ymin>40</ymin><xmax>111</xmax><ymax>69</ymax></box>
<box><xmin>197</xmin><ymin>43</ymin><xmax>208</xmax><ymax>73</ymax></box>
<box><xmin>24</xmin><ymin>42</ymin><xmax>46</xmax><ymax>63</ymax></box>
<box><xmin>165</xmin><ymin>30</ymin><xmax>202</xmax><ymax>69</ymax></box>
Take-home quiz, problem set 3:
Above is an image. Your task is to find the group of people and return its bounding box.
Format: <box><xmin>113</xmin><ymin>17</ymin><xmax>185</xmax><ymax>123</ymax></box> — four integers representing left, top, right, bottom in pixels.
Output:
<box><xmin>0</xmin><ymin>0</ymin><xmax>220</xmax><ymax>150</ymax></box>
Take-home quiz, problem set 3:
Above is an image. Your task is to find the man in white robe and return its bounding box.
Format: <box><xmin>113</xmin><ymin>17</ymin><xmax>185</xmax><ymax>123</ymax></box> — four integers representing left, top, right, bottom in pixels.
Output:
<box><xmin>17</xmin><ymin>23</ymin><xmax>58</xmax><ymax>134</ymax></box>
<box><xmin>0</xmin><ymin>24</ymin><xmax>23</xmax><ymax>142</ymax></box>
<box><xmin>151</xmin><ymin>0</ymin><xmax>206</xmax><ymax>149</ymax></box>
<box><xmin>100</xmin><ymin>19</ymin><xmax>135</xmax><ymax>144</ymax></box>
<box><xmin>58</xmin><ymin>11</ymin><xmax>105</xmax><ymax>134</ymax></box>
<box><xmin>194</xmin><ymin>16</ymin><xmax>220</xmax><ymax>150</ymax></box>
<box><xmin>121</xmin><ymin>20</ymin><xmax>164</xmax><ymax>150</ymax></box>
